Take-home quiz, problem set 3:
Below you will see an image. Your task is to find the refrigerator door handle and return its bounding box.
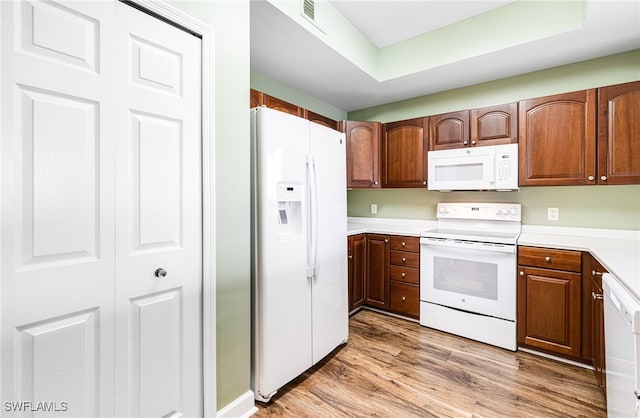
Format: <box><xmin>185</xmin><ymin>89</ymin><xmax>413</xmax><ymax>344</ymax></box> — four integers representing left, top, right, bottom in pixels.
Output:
<box><xmin>310</xmin><ymin>155</ymin><xmax>319</xmax><ymax>277</ymax></box>
<box><xmin>305</xmin><ymin>155</ymin><xmax>314</xmax><ymax>278</ymax></box>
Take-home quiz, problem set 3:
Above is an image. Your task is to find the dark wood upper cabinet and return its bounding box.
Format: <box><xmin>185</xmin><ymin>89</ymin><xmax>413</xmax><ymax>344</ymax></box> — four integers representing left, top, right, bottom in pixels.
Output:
<box><xmin>470</xmin><ymin>103</ymin><xmax>518</xmax><ymax>146</ymax></box>
<box><xmin>305</xmin><ymin>110</ymin><xmax>338</xmax><ymax>131</ymax></box>
<box><xmin>382</xmin><ymin>117</ymin><xmax>428</xmax><ymax>188</ymax></box>
<box><xmin>250</xmin><ymin>88</ymin><xmax>263</xmax><ymax>108</ymax></box>
<box><xmin>429</xmin><ymin>110</ymin><xmax>469</xmax><ymax>150</ymax></box>
<box><xmin>264</xmin><ymin>95</ymin><xmax>303</xmax><ymax>117</ymax></box>
<box><xmin>597</xmin><ymin>80</ymin><xmax>640</xmax><ymax>185</ymax></box>
<box><xmin>343</xmin><ymin>120</ymin><xmax>381</xmax><ymax>188</ymax></box>
<box><xmin>518</xmin><ymin>89</ymin><xmax>597</xmax><ymax>186</ymax></box>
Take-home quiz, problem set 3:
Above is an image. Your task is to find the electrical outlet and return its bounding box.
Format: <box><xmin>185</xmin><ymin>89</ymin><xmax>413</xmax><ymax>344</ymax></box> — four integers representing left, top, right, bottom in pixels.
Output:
<box><xmin>547</xmin><ymin>207</ymin><xmax>559</xmax><ymax>221</ymax></box>
<box><xmin>370</xmin><ymin>203</ymin><xmax>377</xmax><ymax>214</ymax></box>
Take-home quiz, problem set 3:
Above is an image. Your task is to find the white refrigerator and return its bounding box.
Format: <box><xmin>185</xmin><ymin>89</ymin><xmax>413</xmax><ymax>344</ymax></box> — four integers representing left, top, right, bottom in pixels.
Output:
<box><xmin>251</xmin><ymin>107</ymin><xmax>349</xmax><ymax>403</ymax></box>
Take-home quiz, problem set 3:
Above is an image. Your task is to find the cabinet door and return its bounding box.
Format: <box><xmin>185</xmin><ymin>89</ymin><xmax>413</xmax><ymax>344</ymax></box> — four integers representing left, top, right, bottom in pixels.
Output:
<box><xmin>349</xmin><ymin>234</ymin><xmax>366</xmax><ymax>312</ymax></box>
<box><xmin>590</xmin><ymin>258</ymin><xmax>607</xmax><ymax>398</ymax></box>
<box><xmin>264</xmin><ymin>94</ymin><xmax>303</xmax><ymax>117</ymax></box>
<box><xmin>364</xmin><ymin>235</ymin><xmax>389</xmax><ymax>310</ymax></box>
<box><xmin>598</xmin><ymin>80</ymin><xmax>640</xmax><ymax>184</ymax></box>
<box><xmin>519</xmin><ymin>90</ymin><xmax>596</xmax><ymax>186</ymax></box>
<box><xmin>344</xmin><ymin>121</ymin><xmax>381</xmax><ymax>188</ymax></box>
<box><xmin>305</xmin><ymin>110</ymin><xmax>338</xmax><ymax>131</ymax></box>
<box><xmin>517</xmin><ymin>266</ymin><xmax>582</xmax><ymax>358</ymax></box>
<box><xmin>470</xmin><ymin>103</ymin><xmax>518</xmax><ymax>147</ymax></box>
<box><xmin>429</xmin><ymin>111</ymin><xmax>469</xmax><ymax>150</ymax></box>
<box><xmin>382</xmin><ymin>117</ymin><xmax>428</xmax><ymax>187</ymax></box>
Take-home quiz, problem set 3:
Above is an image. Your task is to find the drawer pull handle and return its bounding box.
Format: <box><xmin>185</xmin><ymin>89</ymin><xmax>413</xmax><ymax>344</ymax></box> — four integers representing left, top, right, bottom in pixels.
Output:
<box><xmin>592</xmin><ymin>270</ymin><xmax>603</xmax><ymax>277</ymax></box>
<box><xmin>592</xmin><ymin>292</ymin><xmax>603</xmax><ymax>300</ymax></box>
<box><xmin>545</xmin><ymin>256</ymin><xmax>551</xmax><ymax>263</ymax></box>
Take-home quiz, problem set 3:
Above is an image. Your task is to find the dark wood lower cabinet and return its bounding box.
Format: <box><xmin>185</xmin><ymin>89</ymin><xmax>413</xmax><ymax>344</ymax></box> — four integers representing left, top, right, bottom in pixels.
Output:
<box><xmin>589</xmin><ymin>256</ymin><xmax>607</xmax><ymax>399</ymax></box>
<box><xmin>364</xmin><ymin>234</ymin><xmax>390</xmax><ymax>310</ymax></box>
<box><xmin>517</xmin><ymin>246</ymin><xmax>583</xmax><ymax>359</ymax></box>
<box><xmin>348</xmin><ymin>234</ymin><xmax>419</xmax><ymax>320</ymax></box>
<box><xmin>348</xmin><ymin>235</ymin><xmax>365</xmax><ymax>312</ymax></box>
<box><xmin>389</xmin><ymin>281</ymin><xmax>419</xmax><ymax>319</ymax></box>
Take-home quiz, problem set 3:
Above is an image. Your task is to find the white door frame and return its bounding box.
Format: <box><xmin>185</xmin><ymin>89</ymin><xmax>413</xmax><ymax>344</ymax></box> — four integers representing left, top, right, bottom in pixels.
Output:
<box><xmin>129</xmin><ymin>1</ymin><xmax>217</xmax><ymax>416</ymax></box>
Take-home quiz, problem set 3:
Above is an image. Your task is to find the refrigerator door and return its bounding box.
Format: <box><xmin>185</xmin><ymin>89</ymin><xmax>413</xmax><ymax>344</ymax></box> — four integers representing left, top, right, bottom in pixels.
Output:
<box><xmin>252</xmin><ymin>108</ymin><xmax>312</xmax><ymax>400</ymax></box>
<box><xmin>309</xmin><ymin>122</ymin><xmax>349</xmax><ymax>364</ymax></box>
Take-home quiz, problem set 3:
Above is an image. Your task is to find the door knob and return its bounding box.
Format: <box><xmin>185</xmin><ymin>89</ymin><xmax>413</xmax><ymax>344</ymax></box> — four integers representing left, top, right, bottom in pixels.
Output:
<box><xmin>155</xmin><ymin>268</ymin><xmax>168</xmax><ymax>278</ymax></box>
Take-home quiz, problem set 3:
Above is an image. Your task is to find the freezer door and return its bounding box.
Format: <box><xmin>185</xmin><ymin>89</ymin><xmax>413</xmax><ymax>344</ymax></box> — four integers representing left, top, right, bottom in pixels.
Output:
<box><xmin>252</xmin><ymin>107</ymin><xmax>312</xmax><ymax>399</ymax></box>
<box><xmin>309</xmin><ymin>122</ymin><xmax>349</xmax><ymax>364</ymax></box>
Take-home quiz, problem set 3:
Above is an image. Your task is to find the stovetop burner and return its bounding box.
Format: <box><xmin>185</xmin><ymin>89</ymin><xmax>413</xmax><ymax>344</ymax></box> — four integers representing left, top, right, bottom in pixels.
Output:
<box><xmin>421</xmin><ymin>202</ymin><xmax>522</xmax><ymax>245</ymax></box>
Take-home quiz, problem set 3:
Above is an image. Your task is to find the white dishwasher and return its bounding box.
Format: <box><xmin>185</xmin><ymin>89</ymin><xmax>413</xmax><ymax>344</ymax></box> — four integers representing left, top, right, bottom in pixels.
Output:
<box><xmin>603</xmin><ymin>273</ymin><xmax>640</xmax><ymax>418</ymax></box>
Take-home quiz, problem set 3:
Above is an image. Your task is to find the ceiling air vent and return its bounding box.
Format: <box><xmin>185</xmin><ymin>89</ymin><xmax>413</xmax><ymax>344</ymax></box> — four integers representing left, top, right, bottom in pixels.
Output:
<box><xmin>302</xmin><ymin>0</ymin><xmax>315</xmax><ymax>21</ymax></box>
<box><xmin>300</xmin><ymin>0</ymin><xmax>325</xmax><ymax>33</ymax></box>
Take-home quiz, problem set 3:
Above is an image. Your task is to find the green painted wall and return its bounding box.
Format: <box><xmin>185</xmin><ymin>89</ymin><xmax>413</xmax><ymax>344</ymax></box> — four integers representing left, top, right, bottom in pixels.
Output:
<box><xmin>350</xmin><ymin>50</ymin><xmax>640</xmax><ymax>122</ymax></box>
<box><xmin>168</xmin><ymin>0</ymin><xmax>251</xmax><ymax>411</ymax></box>
<box><xmin>251</xmin><ymin>70</ymin><xmax>348</xmax><ymax>121</ymax></box>
<box><xmin>348</xmin><ymin>186</ymin><xmax>640</xmax><ymax>230</ymax></box>
<box><xmin>347</xmin><ymin>51</ymin><xmax>640</xmax><ymax>231</ymax></box>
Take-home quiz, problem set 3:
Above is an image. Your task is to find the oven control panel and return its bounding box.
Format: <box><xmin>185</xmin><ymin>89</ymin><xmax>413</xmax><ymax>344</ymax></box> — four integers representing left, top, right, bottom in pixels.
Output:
<box><xmin>436</xmin><ymin>202</ymin><xmax>521</xmax><ymax>222</ymax></box>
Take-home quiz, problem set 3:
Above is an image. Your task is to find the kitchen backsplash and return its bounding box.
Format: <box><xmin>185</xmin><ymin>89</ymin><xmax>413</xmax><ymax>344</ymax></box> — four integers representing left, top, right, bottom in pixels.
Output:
<box><xmin>347</xmin><ymin>185</ymin><xmax>640</xmax><ymax>230</ymax></box>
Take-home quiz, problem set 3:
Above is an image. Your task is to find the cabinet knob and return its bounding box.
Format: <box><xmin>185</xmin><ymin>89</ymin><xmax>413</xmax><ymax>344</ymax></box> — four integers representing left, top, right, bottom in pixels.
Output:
<box><xmin>463</xmin><ymin>141</ymin><xmax>468</xmax><ymax>145</ymax></box>
<box><xmin>401</xmin><ymin>242</ymin><xmax>406</xmax><ymax>247</ymax></box>
<box><xmin>402</xmin><ymin>257</ymin><xmax>406</xmax><ymax>262</ymax></box>
<box><xmin>519</xmin><ymin>271</ymin><xmax>524</xmax><ymax>276</ymax></box>
<box><xmin>471</xmin><ymin>141</ymin><xmax>476</xmax><ymax>145</ymax></box>
<box><xmin>422</xmin><ymin>181</ymin><xmax>426</xmax><ymax>185</ymax></box>
<box><xmin>587</xmin><ymin>175</ymin><xmax>595</xmax><ymax>181</ymax></box>
<box><xmin>592</xmin><ymin>270</ymin><xmax>603</xmax><ymax>277</ymax></box>
<box><xmin>545</xmin><ymin>256</ymin><xmax>551</xmax><ymax>263</ymax></box>
<box><xmin>384</xmin><ymin>239</ymin><xmax>389</xmax><ymax>243</ymax></box>
<box><xmin>402</xmin><ymin>296</ymin><xmax>406</xmax><ymax>302</ymax></box>
<box><xmin>154</xmin><ymin>268</ymin><xmax>168</xmax><ymax>278</ymax></box>
<box><xmin>374</xmin><ymin>181</ymin><xmax>378</xmax><ymax>185</ymax></box>
<box><xmin>348</xmin><ymin>255</ymin><xmax>353</xmax><ymax>259</ymax></box>
<box><xmin>592</xmin><ymin>291</ymin><xmax>603</xmax><ymax>300</ymax></box>
<box><xmin>600</xmin><ymin>176</ymin><xmax>607</xmax><ymax>181</ymax></box>
<box><xmin>401</xmin><ymin>272</ymin><xmax>406</xmax><ymax>278</ymax></box>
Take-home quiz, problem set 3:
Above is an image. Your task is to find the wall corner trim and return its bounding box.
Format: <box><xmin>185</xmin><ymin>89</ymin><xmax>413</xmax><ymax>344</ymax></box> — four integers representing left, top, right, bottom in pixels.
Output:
<box><xmin>217</xmin><ymin>390</ymin><xmax>258</xmax><ymax>418</ymax></box>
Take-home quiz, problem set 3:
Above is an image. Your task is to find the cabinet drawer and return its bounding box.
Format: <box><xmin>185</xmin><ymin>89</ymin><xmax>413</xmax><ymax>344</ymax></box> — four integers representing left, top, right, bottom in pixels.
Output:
<box><xmin>390</xmin><ymin>281</ymin><xmax>419</xmax><ymax>319</ymax></box>
<box><xmin>390</xmin><ymin>251</ymin><xmax>420</xmax><ymax>268</ymax></box>
<box><xmin>518</xmin><ymin>246</ymin><xmax>582</xmax><ymax>272</ymax></box>
<box><xmin>390</xmin><ymin>236</ymin><xmax>420</xmax><ymax>252</ymax></box>
<box><xmin>390</xmin><ymin>266</ymin><xmax>419</xmax><ymax>284</ymax></box>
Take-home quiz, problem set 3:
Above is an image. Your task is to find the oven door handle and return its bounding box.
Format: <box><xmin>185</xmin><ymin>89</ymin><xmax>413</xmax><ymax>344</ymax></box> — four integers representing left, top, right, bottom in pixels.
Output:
<box><xmin>420</xmin><ymin>238</ymin><xmax>516</xmax><ymax>254</ymax></box>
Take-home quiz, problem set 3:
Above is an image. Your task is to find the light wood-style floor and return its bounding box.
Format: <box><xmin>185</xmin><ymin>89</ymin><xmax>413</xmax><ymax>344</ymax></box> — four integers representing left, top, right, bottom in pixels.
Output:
<box><xmin>254</xmin><ymin>309</ymin><xmax>606</xmax><ymax>417</ymax></box>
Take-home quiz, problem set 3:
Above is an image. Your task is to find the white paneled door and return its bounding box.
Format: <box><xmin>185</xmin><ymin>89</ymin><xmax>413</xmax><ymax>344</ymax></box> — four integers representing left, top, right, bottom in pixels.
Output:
<box><xmin>0</xmin><ymin>1</ymin><xmax>203</xmax><ymax>417</ymax></box>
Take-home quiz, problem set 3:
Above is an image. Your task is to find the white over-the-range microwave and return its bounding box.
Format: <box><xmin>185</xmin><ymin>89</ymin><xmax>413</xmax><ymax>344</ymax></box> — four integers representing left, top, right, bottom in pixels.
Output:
<box><xmin>427</xmin><ymin>143</ymin><xmax>518</xmax><ymax>191</ymax></box>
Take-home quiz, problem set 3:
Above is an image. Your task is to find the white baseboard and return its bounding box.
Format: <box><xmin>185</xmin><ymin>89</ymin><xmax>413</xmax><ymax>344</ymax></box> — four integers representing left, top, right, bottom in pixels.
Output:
<box><xmin>217</xmin><ymin>390</ymin><xmax>257</xmax><ymax>418</ymax></box>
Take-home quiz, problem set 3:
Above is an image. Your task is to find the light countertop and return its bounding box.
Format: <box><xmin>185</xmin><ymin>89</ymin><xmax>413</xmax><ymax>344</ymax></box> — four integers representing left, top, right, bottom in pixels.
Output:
<box><xmin>347</xmin><ymin>217</ymin><xmax>640</xmax><ymax>303</ymax></box>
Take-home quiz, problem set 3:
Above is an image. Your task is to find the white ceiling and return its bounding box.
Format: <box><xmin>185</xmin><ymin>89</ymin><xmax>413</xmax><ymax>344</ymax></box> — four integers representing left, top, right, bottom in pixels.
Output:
<box><xmin>250</xmin><ymin>0</ymin><xmax>640</xmax><ymax>112</ymax></box>
<box><xmin>331</xmin><ymin>1</ymin><xmax>516</xmax><ymax>48</ymax></box>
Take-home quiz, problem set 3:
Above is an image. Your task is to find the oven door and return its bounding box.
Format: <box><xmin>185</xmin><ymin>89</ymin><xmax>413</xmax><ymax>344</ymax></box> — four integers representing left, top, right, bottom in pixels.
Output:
<box><xmin>420</xmin><ymin>237</ymin><xmax>516</xmax><ymax>321</ymax></box>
